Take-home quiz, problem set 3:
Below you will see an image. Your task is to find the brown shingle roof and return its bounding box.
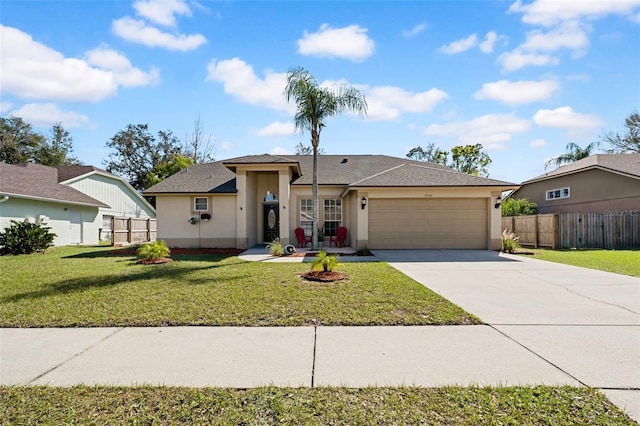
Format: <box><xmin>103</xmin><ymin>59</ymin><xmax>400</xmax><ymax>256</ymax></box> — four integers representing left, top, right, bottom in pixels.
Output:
<box><xmin>145</xmin><ymin>154</ymin><xmax>517</xmax><ymax>194</ymax></box>
<box><xmin>522</xmin><ymin>153</ymin><xmax>640</xmax><ymax>184</ymax></box>
<box><xmin>56</xmin><ymin>165</ymin><xmax>110</xmax><ymax>182</ymax></box>
<box><xmin>0</xmin><ymin>163</ymin><xmax>108</xmax><ymax>207</ymax></box>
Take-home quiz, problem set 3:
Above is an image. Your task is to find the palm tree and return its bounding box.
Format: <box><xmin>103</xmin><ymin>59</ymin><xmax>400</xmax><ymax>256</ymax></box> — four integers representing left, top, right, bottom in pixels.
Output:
<box><xmin>545</xmin><ymin>141</ymin><xmax>600</xmax><ymax>170</ymax></box>
<box><xmin>284</xmin><ymin>67</ymin><xmax>367</xmax><ymax>249</ymax></box>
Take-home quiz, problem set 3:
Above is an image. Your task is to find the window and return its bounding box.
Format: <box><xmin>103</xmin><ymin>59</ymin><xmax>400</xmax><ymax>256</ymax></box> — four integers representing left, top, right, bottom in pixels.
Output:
<box><xmin>323</xmin><ymin>199</ymin><xmax>342</xmax><ymax>237</ymax></box>
<box><xmin>300</xmin><ymin>199</ymin><xmax>313</xmax><ymax>235</ymax></box>
<box><xmin>546</xmin><ymin>187</ymin><xmax>570</xmax><ymax>201</ymax></box>
<box><xmin>194</xmin><ymin>197</ymin><xmax>209</xmax><ymax>211</ymax></box>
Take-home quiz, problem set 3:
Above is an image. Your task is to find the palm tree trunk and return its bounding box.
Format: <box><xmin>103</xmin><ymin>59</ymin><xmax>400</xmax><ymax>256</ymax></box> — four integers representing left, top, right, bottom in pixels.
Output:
<box><xmin>312</xmin><ymin>134</ymin><xmax>319</xmax><ymax>250</ymax></box>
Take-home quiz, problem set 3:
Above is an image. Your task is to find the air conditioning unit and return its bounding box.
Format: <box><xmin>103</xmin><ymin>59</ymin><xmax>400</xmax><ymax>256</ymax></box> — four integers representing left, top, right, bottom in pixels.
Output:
<box><xmin>38</xmin><ymin>215</ymin><xmax>50</xmax><ymax>225</ymax></box>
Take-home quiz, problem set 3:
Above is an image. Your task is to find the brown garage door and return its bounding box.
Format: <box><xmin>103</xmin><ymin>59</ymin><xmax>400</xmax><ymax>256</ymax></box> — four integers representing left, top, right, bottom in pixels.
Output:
<box><xmin>368</xmin><ymin>198</ymin><xmax>487</xmax><ymax>249</ymax></box>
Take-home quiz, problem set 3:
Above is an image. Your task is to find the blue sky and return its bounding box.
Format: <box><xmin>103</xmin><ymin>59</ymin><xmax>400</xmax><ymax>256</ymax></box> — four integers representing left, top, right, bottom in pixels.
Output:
<box><xmin>1</xmin><ymin>0</ymin><xmax>639</xmax><ymax>183</ymax></box>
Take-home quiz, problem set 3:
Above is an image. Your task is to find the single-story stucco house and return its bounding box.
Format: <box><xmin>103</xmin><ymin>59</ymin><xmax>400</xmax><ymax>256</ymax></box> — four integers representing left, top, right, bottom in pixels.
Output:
<box><xmin>0</xmin><ymin>163</ymin><xmax>156</xmax><ymax>246</ymax></box>
<box><xmin>510</xmin><ymin>153</ymin><xmax>640</xmax><ymax>214</ymax></box>
<box><xmin>144</xmin><ymin>154</ymin><xmax>518</xmax><ymax>250</ymax></box>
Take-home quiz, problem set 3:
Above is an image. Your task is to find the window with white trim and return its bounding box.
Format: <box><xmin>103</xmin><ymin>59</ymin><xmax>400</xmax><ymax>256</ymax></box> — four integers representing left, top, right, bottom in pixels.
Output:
<box><xmin>300</xmin><ymin>199</ymin><xmax>313</xmax><ymax>235</ymax></box>
<box><xmin>194</xmin><ymin>197</ymin><xmax>209</xmax><ymax>211</ymax></box>
<box><xmin>323</xmin><ymin>199</ymin><xmax>342</xmax><ymax>237</ymax></box>
<box><xmin>546</xmin><ymin>187</ymin><xmax>570</xmax><ymax>201</ymax></box>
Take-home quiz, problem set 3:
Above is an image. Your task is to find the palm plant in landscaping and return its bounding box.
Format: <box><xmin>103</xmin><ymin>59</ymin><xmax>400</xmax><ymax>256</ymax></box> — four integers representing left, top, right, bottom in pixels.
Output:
<box><xmin>284</xmin><ymin>67</ymin><xmax>367</xmax><ymax>249</ymax></box>
<box><xmin>310</xmin><ymin>250</ymin><xmax>340</xmax><ymax>272</ymax></box>
<box><xmin>137</xmin><ymin>240</ymin><xmax>170</xmax><ymax>261</ymax></box>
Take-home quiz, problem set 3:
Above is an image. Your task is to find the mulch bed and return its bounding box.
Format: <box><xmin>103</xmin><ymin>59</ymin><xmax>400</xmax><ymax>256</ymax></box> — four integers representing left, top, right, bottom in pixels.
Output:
<box><xmin>136</xmin><ymin>258</ymin><xmax>173</xmax><ymax>265</ymax></box>
<box><xmin>300</xmin><ymin>271</ymin><xmax>348</xmax><ymax>282</ymax></box>
<box><xmin>110</xmin><ymin>248</ymin><xmax>244</xmax><ymax>256</ymax></box>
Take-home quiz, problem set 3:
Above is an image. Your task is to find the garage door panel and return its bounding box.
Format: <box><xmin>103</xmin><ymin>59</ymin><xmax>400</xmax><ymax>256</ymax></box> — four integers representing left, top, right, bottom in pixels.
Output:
<box><xmin>368</xmin><ymin>198</ymin><xmax>487</xmax><ymax>249</ymax></box>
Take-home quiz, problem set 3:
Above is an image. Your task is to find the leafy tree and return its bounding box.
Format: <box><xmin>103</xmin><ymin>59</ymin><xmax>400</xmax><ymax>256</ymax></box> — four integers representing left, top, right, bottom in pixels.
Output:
<box><xmin>294</xmin><ymin>142</ymin><xmax>325</xmax><ymax>155</ymax></box>
<box><xmin>0</xmin><ymin>220</ymin><xmax>57</xmax><ymax>255</ymax></box>
<box><xmin>501</xmin><ymin>198</ymin><xmax>538</xmax><ymax>217</ymax></box>
<box><xmin>284</xmin><ymin>66</ymin><xmax>367</xmax><ymax>249</ymax></box>
<box><xmin>545</xmin><ymin>141</ymin><xmax>600</xmax><ymax>170</ymax></box>
<box><xmin>33</xmin><ymin>123</ymin><xmax>80</xmax><ymax>166</ymax></box>
<box><xmin>184</xmin><ymin>115</ymin><xmax>215</xmax><ymax>163</ymax></box>
<box><xmin>602</xmin><ymin>110</ymin><xmax>640</xmax><ymax>153</ymax></box>
<box><xmin>0</xmin><ymin>116</ymin><xmax>44</xmax><ymax>164</ymax></box>
<box><xmin>104</xmin><ymin>124</ymin><xmax>185</xmax><ymax>192</ymax></box>
<box><xmin>406</xmin><ymin>143</ymin><xmax>449</xmax><ymax>165</ymax></box>
<box><xmin>450</xmin><ymin>144</ymin><xmax>492</xmax><ymax>177</ymax></box>
<box><xmin>145</xmin><ymin>154</ymin><xmax>195</xmax><ymax>188</ymax></box>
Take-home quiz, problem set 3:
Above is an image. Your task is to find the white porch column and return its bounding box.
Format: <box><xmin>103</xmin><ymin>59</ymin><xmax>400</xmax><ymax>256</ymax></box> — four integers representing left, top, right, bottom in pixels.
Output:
<box><xmin>235</xmin><ymin>170</ymin><xmax>248</xmax><ymax>249</ymax></box>
<box><xmin>278</xmin><ymin>170</ymin><xmax>290</xmax><ymax>246</ymax></box>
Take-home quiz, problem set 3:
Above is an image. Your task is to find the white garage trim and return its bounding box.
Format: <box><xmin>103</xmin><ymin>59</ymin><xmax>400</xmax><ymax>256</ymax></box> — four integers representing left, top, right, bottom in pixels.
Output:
<box><xmin>368</xmin><ymin>198</ymin><xmax>487</xmax><ymax>249</ymax></box>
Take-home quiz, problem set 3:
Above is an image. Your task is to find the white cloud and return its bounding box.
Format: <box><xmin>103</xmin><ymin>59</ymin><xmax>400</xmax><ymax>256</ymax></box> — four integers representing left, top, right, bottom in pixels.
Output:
<box><xmin>479</xmin><ymin>31</ymin><xmax>500</xmax><ymax>53</ymax></box>
<box><xmin>85</xmin><ymin>45</ymin><xmax>160</xmax><ymax>86</ymax></box>
<box><xmin>0</xmin><ymin>25</ymin><xmax>158</xmax><ymax>102</ymax></box>
<box><xmin>366</xmin><ymin>86</ymin><xmax>449</xmax><ymax>121</ymax></box>
<box><xmin>205</xmin><ymin>58</ymin><xmax>292</xmax><ymax>112</ymax></box>
<box><xmin>297</xmin><ymin>24</ymin><xmax>374</xmax><ymax>62</ymax></box>
<box><xmin>9</xmin><ymin>103</ymin><xmax>90</xmax><ymax>128</ymax></box>
<box><xmin>520</xmin><ymin>21</ymin><xmax>589</xmax><ymax>56</ymax></box>
<box><xmin>133</xmin><ymin>0</ymin><xmax>191</xmax><ymax>27</ymax></box>
<box><xmin>425</xmin><ymin>113</ymin><xmax>531</xmax><ymax>148</ymax></box>
<box><xmin>438</xmin><ymin>33</ymin><xmax>478</xmax><ymax>54</ymax></box>
<box><xmin>255</xmin><ymin>121</ymin><xmax>296</xmax><ymax>137</ymax></box>
<box><xmin>497</xmin><ymin>50</ymin><xmax>558</xmax><ymax>72</ymax></box>
<box><xmin>509</xmin><ymin>0</ymin><xmax>640</xmax><ymax>27</ymax></box>
<box><xmin>474</xmin><ymin>79</ymin><xmax>559</xmax><ymax>105</ymax></box>
<box><xmin>533</xmin><ymin>106</ymin><xmax>604</xmax><ymax>138</ymax></box>
<box><xmin>403</xmin><ymin>22</ymin><xmax>427</xmax><ymax>38</ymax></box>
<box><xmin>530</xmin><ymin>138</ymin><xmax>548</xmax><ymax>148</ymax></box>
<box><xmin>632</xmin><ymin>11</ymin><xmax>640</xmax><ymax>24</ymax></box>
<box><xmin>270</xmin><ymin>146</ymin><xmax>292</xmax><ymax>155</ymax></box>
<box><xmin>112</xmin><ymin>17</ymin><xmax>206</xmax><ymax>51</ymax></box>
<box><xmin>220</xmin><ymin>141</ymin><xmax>233</xmax><ymax>150</ymax></box>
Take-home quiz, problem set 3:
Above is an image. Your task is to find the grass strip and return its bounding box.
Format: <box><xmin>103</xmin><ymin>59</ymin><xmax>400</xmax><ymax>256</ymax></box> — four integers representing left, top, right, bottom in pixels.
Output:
<box><xmin>523</xmin><ymin>249</ymin><xmax>640</xmax><ymax>277</ymax></box>
<box><xmin>0</xmin><ymin>385</ymin><xmax>633</xmax><ymax>425</ymax></box>
<box><xmin>0</xmin><ymin>246</ymin><xmax>478</xmax><ymax>327</ymax></box>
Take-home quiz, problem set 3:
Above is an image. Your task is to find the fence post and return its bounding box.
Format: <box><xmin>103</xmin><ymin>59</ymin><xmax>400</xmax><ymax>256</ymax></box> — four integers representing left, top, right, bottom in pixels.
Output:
<box><xmin>552</xmin><ymin>214</ymin><xmax>558</xmax><ymax>249</ymax></box>
<box><xmin>127</xmin><ymin>218</ymin><xmax>132</xmax><ymax>244</ymax></box>
<box><xmin>147</xmin><ymin>218</ymin><xmax>151</xmax><ymax>242</ymax></box>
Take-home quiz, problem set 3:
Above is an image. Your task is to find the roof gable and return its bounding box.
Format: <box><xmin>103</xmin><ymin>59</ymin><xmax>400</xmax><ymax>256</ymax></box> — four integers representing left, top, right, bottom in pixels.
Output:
<box><xmin>522</xmin><ymin>154</ymin><xmax>640</xmax><ymax>184</ymax></box>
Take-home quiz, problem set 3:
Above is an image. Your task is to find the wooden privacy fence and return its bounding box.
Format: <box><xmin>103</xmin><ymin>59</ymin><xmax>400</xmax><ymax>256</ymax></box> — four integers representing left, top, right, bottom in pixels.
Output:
<box><xmin>112</xmin><ymin>217</ymin><xmax>157</xmax><ymax>245</ymax></box>
<box><xmin>502</xmin><ymin>211</ymin><xmax>640</xmax><ymax>249</ymax></box>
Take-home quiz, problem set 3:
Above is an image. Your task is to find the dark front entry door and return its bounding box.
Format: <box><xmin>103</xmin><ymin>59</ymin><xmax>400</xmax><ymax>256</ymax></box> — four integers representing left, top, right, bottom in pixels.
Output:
<box><xmin>263</xmin><ymin>204</ymin><xmax>279</xmax><ymax>242</ymax></box>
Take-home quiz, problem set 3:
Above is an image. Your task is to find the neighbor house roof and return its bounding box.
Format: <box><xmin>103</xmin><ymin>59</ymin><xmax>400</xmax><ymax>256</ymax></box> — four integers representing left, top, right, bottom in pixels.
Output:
<box><xmin>0</xmin><ymin>163</ymin><xmax>108</xmax><ymax>207</ymax></box>
<box><xmin>56</xmin><ymin>165</ymin><xmax>110</xmax><ymax>183</ymax></box>
<box><xmin>522</xmin><ymin>153</ymin><xmax>640</xmax><ymax>184</ymax></box>
<box><xmin>145</xmin><ymin>154</ymin><xmax>517</xmax><ymax>194</ymax></box>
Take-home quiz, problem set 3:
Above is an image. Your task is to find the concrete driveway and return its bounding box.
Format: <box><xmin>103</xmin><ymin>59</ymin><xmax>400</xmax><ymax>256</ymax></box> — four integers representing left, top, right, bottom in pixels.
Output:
<box><xmin>373</xmin><ymin>249</ymin><xmax>640</xmax><ymax>421</ymax></box>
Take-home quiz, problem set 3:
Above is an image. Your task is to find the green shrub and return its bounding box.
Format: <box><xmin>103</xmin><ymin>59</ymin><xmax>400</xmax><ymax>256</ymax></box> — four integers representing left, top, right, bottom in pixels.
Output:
<box><xmin>311</xmin><ymin>250</ymin><xmax>340</xmax><ymax>272</ymax></box>
<box><xmin>501</xmin><ymin>198</ymin><xmax>538</xmax><ymax>216</ymax></box>
<box><xmin>266</xmin><ymin>238</ymin><xmax>284</xmax><ymax>256</ymax></box>
<box><xmin>501</xmin><ymin>229</ymin><xmax>520</xmax><ymax>253</ymax></box>
<box><xmin>137</xmin><ymin>240</ymin><xmax>170</xmax><ymax>261</ymax></box>
<box><xmin>0</xmin><ymin>220</ymin><xmax>57</xmax><ymax>255</ymax></box>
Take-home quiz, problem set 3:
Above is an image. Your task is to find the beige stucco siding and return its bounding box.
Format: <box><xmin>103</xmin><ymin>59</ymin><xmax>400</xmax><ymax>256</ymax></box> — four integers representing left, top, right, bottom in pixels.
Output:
<box><xmin>514</xmin><ymin>169</ymin><xmax>640</xmax><ymax>213</ymax></box>
<box><xmin>368</xmin><ymin>198</ymin><xmax>488</xmax><ymax>249</ymax></box>
<box><xmin>155</xmin><ymin>194</ymin><xmax>236</xmax><ymax>247</ymax></box>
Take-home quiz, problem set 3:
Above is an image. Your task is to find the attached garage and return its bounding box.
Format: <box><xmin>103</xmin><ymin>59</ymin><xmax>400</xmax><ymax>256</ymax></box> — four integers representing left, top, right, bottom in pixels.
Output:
<box><xmin>368</xmin><ymin>198</ymin><xmax>488</xmax><ymax>249</ymax></box>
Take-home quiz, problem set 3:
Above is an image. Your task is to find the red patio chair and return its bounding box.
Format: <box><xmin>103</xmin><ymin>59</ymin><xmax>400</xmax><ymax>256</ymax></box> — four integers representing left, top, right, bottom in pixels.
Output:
<box><xmin>329</xmin><ymin>226</ymin><xmax>347</xmax><ymax>248</ymax></box>
<box><xmin>295</xmin><ymin>227</ymin><xmax>312</xmax><ymax>248</ymax></box>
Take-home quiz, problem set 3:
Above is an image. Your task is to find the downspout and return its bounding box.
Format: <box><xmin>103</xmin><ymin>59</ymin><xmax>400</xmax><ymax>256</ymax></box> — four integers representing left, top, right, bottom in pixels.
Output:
<box><xmin>0</xmin><ymin>195</ymin><xmax>9</xmax><ymax>203</ymax></box>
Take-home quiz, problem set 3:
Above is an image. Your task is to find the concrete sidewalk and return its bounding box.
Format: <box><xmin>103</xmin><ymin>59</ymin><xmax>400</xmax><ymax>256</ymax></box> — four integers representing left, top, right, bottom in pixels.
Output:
<box><xmin>238</xmin><ymin>245</ymin><xmax>378</xmax><ymax>263</ymax></box>
<box><xmin>373</xmin><ymin>249</ymin><xmax>640</xmax><ymax>422</ymax></box>
<box><xmin>2</xmin><ymin>326</ymin><xmax>578</xmax><ymax>388</ymax></box>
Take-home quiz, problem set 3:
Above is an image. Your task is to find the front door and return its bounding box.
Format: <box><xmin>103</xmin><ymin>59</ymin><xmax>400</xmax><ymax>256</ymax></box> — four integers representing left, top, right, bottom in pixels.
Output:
<box><xmin>263</xmin><ymin>204</ymin><xmax>279</xmax><ymax>242</ymax></box>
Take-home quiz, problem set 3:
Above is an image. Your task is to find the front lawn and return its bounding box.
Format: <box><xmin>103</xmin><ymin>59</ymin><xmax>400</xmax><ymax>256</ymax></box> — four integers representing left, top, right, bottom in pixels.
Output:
<box><xmin>1</xmin><ymin>386</ymin><xmax>633</xmax><ymax>425</ymax></box>
<box><xmin>0</xmin><ymin>246</ymin><xmax>478</xmax><ymax>327</ymax></box>
<box><xmin>525</xmin><ymin>249</ymin><xmax>640</xmax><ymax>277</ymax></box>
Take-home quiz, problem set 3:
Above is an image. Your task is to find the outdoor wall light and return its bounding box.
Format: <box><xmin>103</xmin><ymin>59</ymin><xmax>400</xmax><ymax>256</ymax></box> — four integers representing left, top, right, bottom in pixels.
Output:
<box><xmin>494</xmin><ymin>195</ymin><xmax>502</xmax><ymax>209</ymax></box>
<box><xmin>361</xmin><ymin>197</ymin><xmax>367</xmax><ymax>210</ymax></box>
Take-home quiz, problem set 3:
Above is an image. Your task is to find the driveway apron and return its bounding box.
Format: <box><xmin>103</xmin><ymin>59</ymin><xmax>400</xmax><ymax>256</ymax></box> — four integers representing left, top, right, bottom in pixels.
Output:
<box><xmin>373</xmin><ymin>249</ymin><xmax>640</xmax><ymax>421</ymax></box>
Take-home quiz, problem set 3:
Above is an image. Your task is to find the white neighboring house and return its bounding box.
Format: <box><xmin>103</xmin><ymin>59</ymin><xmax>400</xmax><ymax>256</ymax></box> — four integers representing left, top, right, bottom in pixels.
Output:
<box><xmin>0</xmin><ymin>163</ymin><xmax>156</xmax><ymax>246</ymax></box>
